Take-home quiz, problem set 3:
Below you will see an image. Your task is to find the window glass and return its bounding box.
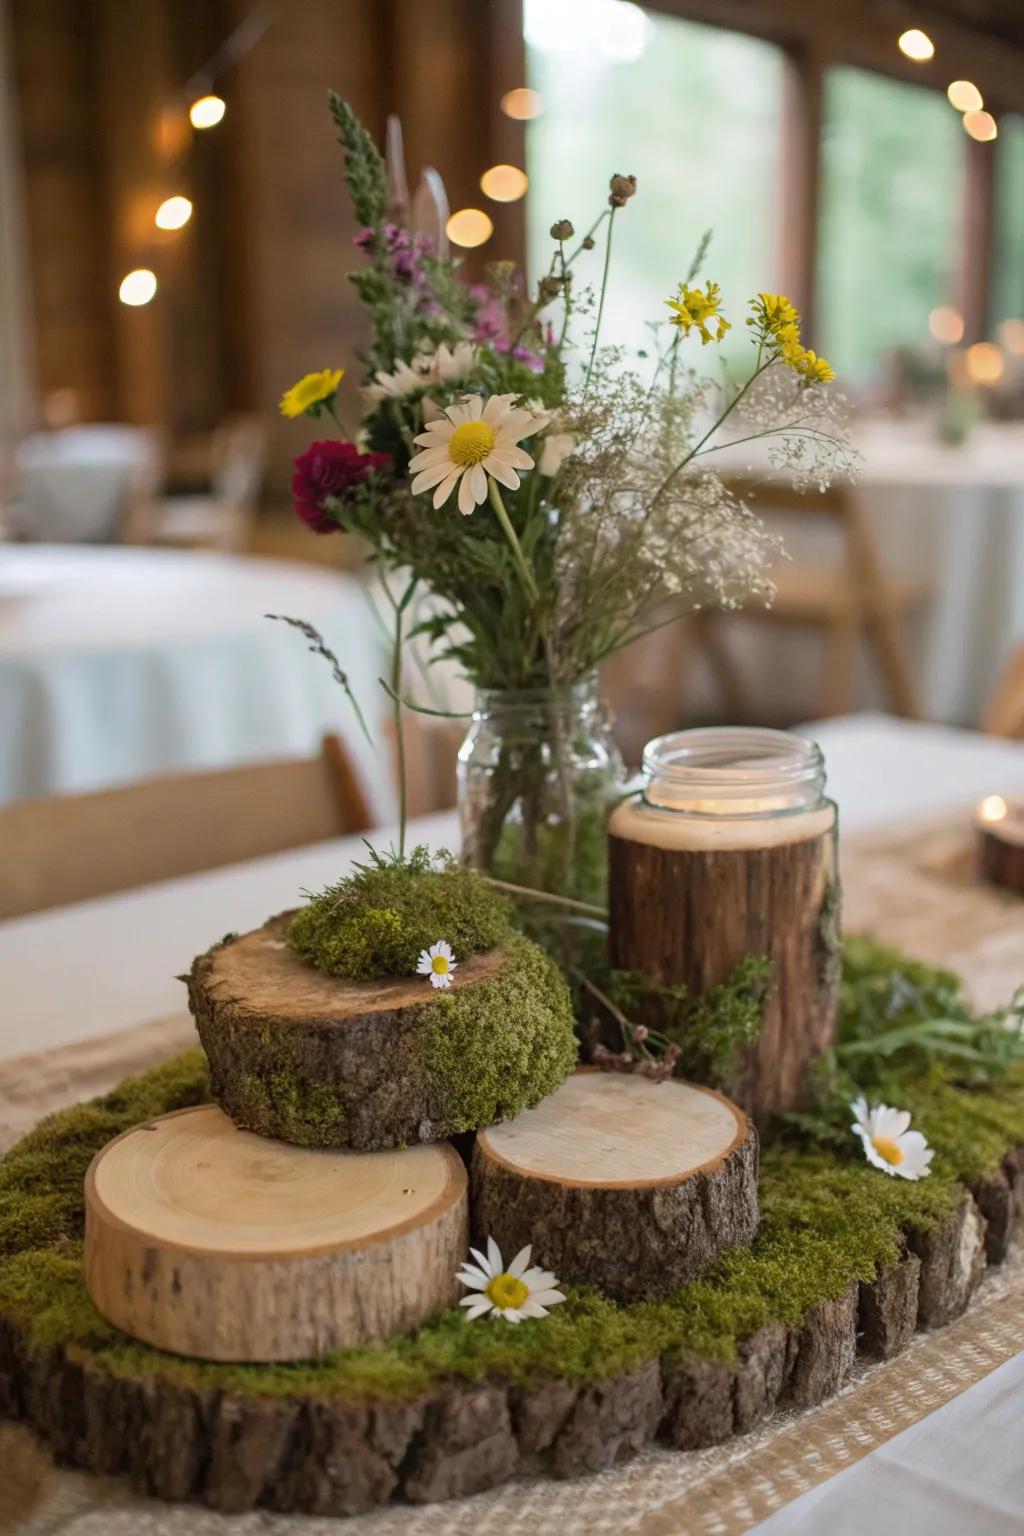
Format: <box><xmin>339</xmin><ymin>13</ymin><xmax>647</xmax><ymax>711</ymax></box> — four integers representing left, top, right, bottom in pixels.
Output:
<box><xmin>992</xmin><ymin>114</ymin><xmax>1024</xmax><ymax>332</ymax></box>
<box><xmin>524</xmin><ymin>1</ymin><xmax>785</xmax><ymax>364</ymax></box>
<box><xmin>817</xmin><ymin>67</ymin><xmax>964</xmax><ymax>380</ymax></box>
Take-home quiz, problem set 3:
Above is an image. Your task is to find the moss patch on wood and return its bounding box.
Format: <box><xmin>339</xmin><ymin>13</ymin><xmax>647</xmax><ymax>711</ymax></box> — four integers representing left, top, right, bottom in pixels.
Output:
<box><xmin>288</xmin><ymin>847</ymin><xmax>513</xmax><ymax>979</ymax></box>
<box><xmin>3</xmin><ymin>943</ymin><xmax>1024</xmax><ymax>1407</ymax></box>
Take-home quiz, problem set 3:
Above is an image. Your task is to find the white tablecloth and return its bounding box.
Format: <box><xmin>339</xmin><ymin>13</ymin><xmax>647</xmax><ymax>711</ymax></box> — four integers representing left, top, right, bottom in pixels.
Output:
<box><xmin>0</xmin><ymin>545</ymin><xmax>389</xmax><ymax>810</ymax></box>
<box><xmin>14</xmin><ymin>426</ymin><xmax>160</xmax><ymax>543</ymax></box>
<box><xmin>2</xmin><ymin>715</ymin><xmax>1024</xmax><ymax>1534</ymax></box>
<box><xmin>712</xmin><ymin>420</ymin><xmax>1024</xmax><ymax>726</ymax></box>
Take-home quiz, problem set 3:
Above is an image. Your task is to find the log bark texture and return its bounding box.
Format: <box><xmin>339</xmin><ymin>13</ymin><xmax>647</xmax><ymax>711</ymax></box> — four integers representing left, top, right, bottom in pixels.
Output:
<box><xmin>83</xmin><ymin>1105</ymin><xmax>468</xmax><ymax>1361</ymax></box>
<box><xmin>187</xmin><ymin>914</ymin><xmax>551</xmax><ymax>1150</ymax></box>
<box><xmin>1</xmin><ymin>1187</ymin><xmax>1011</xmax><ymax>1514</ymax></box>
<box><xmin>607</xmin><ymin>819</ymin><xmax>840</xmax><ymax>1127</ymax></box>
<box><xmin>978</xmin><ymin>820</ymin><xmax>1024</xmax><ymax>897</ymax></box>
<box><xmin>471</xmin><ymin>1070</ymin><xmax>759</xmax><ymax>1301</ymax></box>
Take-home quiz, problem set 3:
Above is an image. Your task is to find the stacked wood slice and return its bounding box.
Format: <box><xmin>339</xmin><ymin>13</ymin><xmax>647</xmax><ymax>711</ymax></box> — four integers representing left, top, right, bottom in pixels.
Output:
<box><xmin>84</xmin><ymin>1105</ymin><xmax>468</xmax><ymax>1361</ymax></box>
<box><xmin>978</xmin><ymin>800</ymin><xmax>1024</xmax><ymax>897</ymax></box>
<box><xmin>473</xmin><ymin>1069</ymin><xmax>759</xmax><ymax>1301</ymax></box>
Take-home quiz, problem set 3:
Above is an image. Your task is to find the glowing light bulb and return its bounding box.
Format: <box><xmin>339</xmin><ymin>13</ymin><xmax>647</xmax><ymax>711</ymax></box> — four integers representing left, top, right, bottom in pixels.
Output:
<box><xmin>964</xmin><ymin>342</ymin><xmax>1004</xmax><ymax>385</ymax></box>
<box><xmin>480</xmin><ymin>164</ymin><xmax>528</xmax><ymax>203</ymax></box>
<box><xmin>445</xmin><ymin>208</ymin><xmax>494</xmax><ymax>249</ymax></box>
<box><xmin>998</xmin><ymin>318</ymin><xmax>1024</xmax><ymax>357</ymax></box>
<box><xmin>155</xmin><ymin>195</ymin><xmax>193</xmax><ymax>231</ymax></box>
<box><xmin>501</xmin><ymin>87</ymin><xmax>542</xmax><ymax>121</ymax></box>
<box><xmin>980</xmin><ymin>795</ymin><xmax>1008</xmax><ymax>823</ymax></box>
<box><xmin>118</xmin><ymin>269</ymin><xmax>157</xmax><ymax>306</ymax></box>
<box><xmin>898</xmin><ymin>29</ymin><xmax>934</xmax><ymax>61</ymax></box>
<box><xmin>947</xmin><ymin>80</ymin><xmax>983</xmax><ymax>112</ymax></box>
<box><xmin>189</xmin><ymin>94</ymin><xmax>226</xmax><ymax>129</ymax></box>
<box><xmin>928</xmin><ymin>306</ymin><xmax>964</xmax><ymax>345</ymax></box>
<box><xmin>963</xmin><ymin>109</ymin><xmax>997</xmax><ymax>142</ymax></box>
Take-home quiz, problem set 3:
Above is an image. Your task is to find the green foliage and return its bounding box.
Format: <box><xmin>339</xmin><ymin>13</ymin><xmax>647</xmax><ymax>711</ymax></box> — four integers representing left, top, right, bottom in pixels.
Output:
<box><xmin>608</xmin><ymin>955</ymin><xmax>772</xmax><ymax>1087</ymax></box>
<box><xmin>418</xmin><ymin>937</ymin><xmax>577</xmax><ymax>1129</ymax></box>
<box><xmin>327</xmin><ymin>90</ymin><xmax>385</xmax><ymax>230</ymax></box>
<box><xmin>288</xmin><ymin>846</ymin><xmax>513</xmax><ymax>979</ymax></box>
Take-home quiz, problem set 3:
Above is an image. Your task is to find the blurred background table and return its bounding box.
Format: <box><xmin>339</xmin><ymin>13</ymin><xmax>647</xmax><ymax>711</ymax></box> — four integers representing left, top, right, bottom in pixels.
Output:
<box><xmin>0</xmin><ymin>545</ymin><xmax>386</xmax><ymax>810</ymax></box>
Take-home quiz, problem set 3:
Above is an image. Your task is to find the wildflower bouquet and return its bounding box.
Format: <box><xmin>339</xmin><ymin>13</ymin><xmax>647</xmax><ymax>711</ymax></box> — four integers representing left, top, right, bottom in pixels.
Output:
<box><xmin>282</xmin><ymin>93</ymin><xmax>855</xmax><ymax>901</ymax></box>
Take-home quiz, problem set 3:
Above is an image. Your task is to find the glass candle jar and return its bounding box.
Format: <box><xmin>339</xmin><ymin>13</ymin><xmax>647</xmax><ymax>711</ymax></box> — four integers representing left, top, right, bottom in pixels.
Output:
<box><xmin>607</xmin><ymin>727</ymin><xmax>840</xmax><ymax>1125</ymax></box>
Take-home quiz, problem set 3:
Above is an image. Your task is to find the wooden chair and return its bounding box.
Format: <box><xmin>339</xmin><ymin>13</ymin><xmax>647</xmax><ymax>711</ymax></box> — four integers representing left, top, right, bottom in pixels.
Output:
<box><xmin>983</xmin><ymin>645</ymin><xmax>1024</xmax><ymax>739</ymax></box>
<box><xmin>708</xmin><ymin>479</ymin><xmax>930</xmax><ymax>719</ymax></box>
<box><xmin>0</xmin><ymin>735</ymin><xmax>373</xmax><ymax>920</ymax></box>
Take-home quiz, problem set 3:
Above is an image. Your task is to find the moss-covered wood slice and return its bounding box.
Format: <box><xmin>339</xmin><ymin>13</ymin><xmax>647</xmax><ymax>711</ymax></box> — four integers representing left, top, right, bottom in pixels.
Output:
<box><xmin>472</xmin><ymin>1070</ymin><xmax>759</xmax><ymax>1301</ymax></box>
<box><xmin>84</xmin><ymin>1105</ymin><xmax>468</xmax><ymax>1361</ymax></box>
<box><xmin>188</xmin><ymin>915</ymin><xmax>578</xmax><ymax>1149</ymax></box>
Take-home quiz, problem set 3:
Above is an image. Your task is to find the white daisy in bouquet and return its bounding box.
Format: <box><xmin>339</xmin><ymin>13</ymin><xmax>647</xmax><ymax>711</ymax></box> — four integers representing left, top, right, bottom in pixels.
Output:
<box><xmin>408</xmin><ymin>393</ymin><xmax>548</xmax><ymax>515</ymax></box>
<box><xmin>457</xmin><ymin>1237</ymin><xmax>566</xmax><ymax>1323</ymax></box>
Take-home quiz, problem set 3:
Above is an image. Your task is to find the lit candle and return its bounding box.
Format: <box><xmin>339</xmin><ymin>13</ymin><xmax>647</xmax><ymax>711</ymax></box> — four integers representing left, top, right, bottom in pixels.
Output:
<box><xmin>977</xmin><ymin>794</ymin><xmax>1024</xmax><ymax>895</ymax></box>
<box><xmin>607</xmin><ymin>728</ymin><xmax>839</xmax><ymax>1125</ymax></box>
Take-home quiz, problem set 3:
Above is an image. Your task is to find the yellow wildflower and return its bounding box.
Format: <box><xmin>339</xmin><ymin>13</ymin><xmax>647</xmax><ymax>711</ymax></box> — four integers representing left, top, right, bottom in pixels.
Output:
<box><xmin>665</xmin><ymin>281</ymin><xmax>731</xmax><ymax>345</ymax></box>
<box><xmin>793</xmin><ymin>349</ymin><xmax>836</xmax><ymax>384</ymax></box>
<box><xmin>279</xmin><ymin>368</ymin><xmax>344</xmax><ymax>419</ymax></box>
<box><xmin>753</xmin><ymin>292</ymin><xmax>800</xmax><ymax>337</ymax></box>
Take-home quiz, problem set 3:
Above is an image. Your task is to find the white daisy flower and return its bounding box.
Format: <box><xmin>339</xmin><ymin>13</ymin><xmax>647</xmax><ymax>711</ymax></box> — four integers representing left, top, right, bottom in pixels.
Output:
<box><xmin>407</xmin><ymin>393</ymin><xmax>548</xmax><ymax>515</ymax></box>
<box><xmin>363</xmin><ymin>358</ymin><xmax>426</xmax><ymax>403</ymax></box>
<box><xmin>850</xmin><ymin>1097</ymin><xmax>934</xmax><ymax>1180</ymax></box>
<box><xmin>416</xmin><ymin>938</ymin><xmax>458</xmax><ymax>989</ymax></box>
<box><xmin>419</xmin><ymin>340</ymin><xmax>476</xmax><ymax>385</ymax></box>
<box><xmin>456</xmin><ymin>1237</ymin><xmax>566</xmax><ymax>1324</ymax></box>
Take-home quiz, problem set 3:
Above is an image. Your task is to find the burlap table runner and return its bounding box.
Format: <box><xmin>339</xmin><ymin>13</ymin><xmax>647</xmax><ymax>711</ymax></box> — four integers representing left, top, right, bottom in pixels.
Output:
<box><xmin>3</xmin><ymin>810</ymin><xmax>1024</xmax><ymax>1533</ymax></box>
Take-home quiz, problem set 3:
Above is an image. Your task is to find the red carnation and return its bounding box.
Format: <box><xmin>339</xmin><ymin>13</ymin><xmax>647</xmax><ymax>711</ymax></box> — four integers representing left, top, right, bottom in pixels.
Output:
<box><xmin>291</xmin><ymin>440</ymin><xmax>389</xmax><ymax>533</ymax></box>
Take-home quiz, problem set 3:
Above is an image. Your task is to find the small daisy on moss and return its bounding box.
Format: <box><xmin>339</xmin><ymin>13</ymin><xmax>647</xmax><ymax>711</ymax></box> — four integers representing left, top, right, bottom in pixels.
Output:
<box><xmin>457</xmin><ymin>1238</ymin><xmax>566</xmax><ymax>1323</ymax></box>
<box><xmin>417</xmin><ymin>939</ymin><xmax>457</xmax><ymax>989</ymax></box>
<box><xmin>851</xmin><ymin>1097</ymin><xmax>934</xmax><ymax>1180</ymax></box>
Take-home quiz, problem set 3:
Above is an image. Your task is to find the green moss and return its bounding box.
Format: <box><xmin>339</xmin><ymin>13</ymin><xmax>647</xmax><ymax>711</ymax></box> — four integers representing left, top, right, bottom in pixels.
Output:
<box><xmin>288</xmin><ymin>846</ymin><xmax>513</xmax><ymax>979</ymax></box>
<box><xmin>3</xmin><ymin>945</ymin><xmax>1024</xmax><ymax>1405</ymax></box>
<box><xmin>418</xmin><ymin>937</ymin><xmax>578</xmax><ymax>1128</ymax></box>
<box><xmin>230</xmin><ymin>1071</ymin><xmax>347</xmax><ymax>1145</ymax></box>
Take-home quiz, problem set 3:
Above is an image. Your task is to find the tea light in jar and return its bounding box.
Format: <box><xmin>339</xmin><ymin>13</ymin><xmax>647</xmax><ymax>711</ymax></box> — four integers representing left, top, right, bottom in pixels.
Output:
<box><xmin>976</xmin><ymin>795</ymin><xmax>1024</xmax><ymax>896</ymax></box>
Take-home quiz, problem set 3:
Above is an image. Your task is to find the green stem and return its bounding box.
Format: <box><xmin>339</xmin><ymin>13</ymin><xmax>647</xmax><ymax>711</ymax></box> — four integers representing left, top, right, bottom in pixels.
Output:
<box><xmin>652</xmin><ymin>356</ymin><xmax>775</xmax><ymax>506</ymax></box>
<box><xmin>485</xmin><ymin>877</ymin><xmax>608</xmax><ymax>919</ymax></box>
<box><xmin>583</xmin><ymin>206</ymin><xmax>616</xmax><ymax>395</ymax></box>
<box><xmin>391</xmin><ymin>601</ymin><xmax>407</xmax><ymax>861</ymax></box>
<box><xmin>487</xmin><ymin>477</ymin><xmax>539</xmax><ymax>605</ymax></box>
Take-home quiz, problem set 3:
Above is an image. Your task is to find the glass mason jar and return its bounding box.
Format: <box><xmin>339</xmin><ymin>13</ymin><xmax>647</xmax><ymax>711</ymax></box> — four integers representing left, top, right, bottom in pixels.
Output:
<box><xmin>458</xmin><ymin>674</ymin><xmax>625</xmax><ymax>904</ymax></box>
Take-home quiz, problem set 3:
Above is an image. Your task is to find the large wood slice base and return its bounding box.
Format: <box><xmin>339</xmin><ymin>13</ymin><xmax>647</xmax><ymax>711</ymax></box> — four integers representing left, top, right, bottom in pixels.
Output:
<box><xmin>472</xmin><ymin>1070</ymin><xmax>759</xmax><ymax>1301</ymax></box>
<box><xmin>83</xmin><ymin>1106</ymin><xmax>468</xmax><ymax>1361</ymax></box>
<box><xmin>187</xmin><ymin>914</ymin><xmax>575</xmax><ymax>1150</ymax></box>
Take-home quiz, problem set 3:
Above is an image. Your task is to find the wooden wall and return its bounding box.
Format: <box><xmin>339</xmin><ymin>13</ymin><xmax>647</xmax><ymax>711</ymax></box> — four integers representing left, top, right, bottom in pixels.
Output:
<box><xmin>8</xmin><ymin>0</ymin><xmax>527</xmax><ymax>490</ymax></box>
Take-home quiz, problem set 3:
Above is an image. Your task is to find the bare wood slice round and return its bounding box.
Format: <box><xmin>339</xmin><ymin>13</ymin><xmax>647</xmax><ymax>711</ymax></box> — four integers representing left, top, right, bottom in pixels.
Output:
<box><xmin>84</xmin><ymin>1105</ymin><xmax>468</xmax><ymax>1362</ymax></box>
<box><xmin>471</xmin><ymin>1069</ymin><xmax>759</xmax><ymax>1302</ymax></box>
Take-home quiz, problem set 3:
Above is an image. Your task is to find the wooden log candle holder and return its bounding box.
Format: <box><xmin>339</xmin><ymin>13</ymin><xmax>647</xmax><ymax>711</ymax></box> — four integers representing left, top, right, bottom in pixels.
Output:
<box><xmin>472</xmin><ymin>1069</ymin><xmax>759</xmax><ymax>1301</ymax></box>
<box><xmin>977</xmin><ymin>795</ymin><xmax>1024</xmax><ymax>897</ymax></box>
<box><xmin>608</xmin><ymin>729</ymin><xmax>841</xmax><ymax>1127</ymax></box>
<box><xmin>84</xmin><ymin>1105</ymin><xmax>468</xmax><ymax>1361</ymax></box>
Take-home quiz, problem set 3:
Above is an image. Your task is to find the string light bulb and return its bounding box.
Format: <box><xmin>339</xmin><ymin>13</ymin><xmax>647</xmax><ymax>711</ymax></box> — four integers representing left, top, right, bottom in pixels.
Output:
<box><xmin>947</xmin><ymin>80</ymin><xmax>983</xmax><ymax>112</ymax></box>
<box><xmin>963</xmin><ymin>109</ymin><xmax>998</xmax><ymax>142</ymax></box>
<box><xmin>155</xmin><ymin>195</ymin><xmax>193</xmax><ymax>231</ymax></box>
<box><xmin>189</xmin><ymin>94</ymin><xmax>226</xmax><ymax>129</ymax></box>
<box><xmin>119</xmin><ymin>269</ymin><xmax>158</xmax><ymax>307</ymax></box>
<box><xmin>480</xmin><ymin>164</ymin><xmax>528</xmax><ymax>202</ymax></box>
<box><xmin>964</xmin><ymin>342</ymin><xmax>1004</xmax><ymax>385</ymax></box>
<box><xmin>898</xmin><ymin>29</ymin><xmax>934</xmax><ymax>61</ymax></box>
<box><xmin>928</xmin><ymin>306</ymin><xmax>964</xmax><ymax>344</ymax></box>
<box><xmin>500</xmin><ymin>87</ymin><xmax>543</xmax><ymax>120</ymax></box>
<box><xmin>445</xmin><ymin>208</ymin><xmax>494</xmax><ymax>248</ymax></box>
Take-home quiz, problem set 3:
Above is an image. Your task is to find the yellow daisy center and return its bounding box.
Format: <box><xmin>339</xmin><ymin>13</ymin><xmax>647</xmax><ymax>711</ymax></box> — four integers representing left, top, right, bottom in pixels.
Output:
<box><xmin>431</xmin><ymin>955</ymin><xmax>450</xmax><ymax>975</ymax></box>
<box><xmin>872</xmin><ymin>1134</ymin><xmax>904</xmax><ymax>1166</ymax></box>
<box><xmin>448</xmin><ymin>420</ymin><xmax>496</xmax><ymax>467</ymax></box>
<box><xmin>486</xmin><ymin>1272</ymin><xmax>529</xmax><ymax>1310</ymax></box>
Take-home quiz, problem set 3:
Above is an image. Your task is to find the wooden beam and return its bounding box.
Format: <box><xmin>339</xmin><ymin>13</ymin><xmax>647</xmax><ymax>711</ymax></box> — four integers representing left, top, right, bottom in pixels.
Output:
<box><xmin>958</xmin><ymin>133</ymin><xmax>996</xmax><ymax>342</ymax></box>
<box><xmin>778</xmin><ymin>43</ymin><xmax>827</xmax><ymax>335</ymax></box>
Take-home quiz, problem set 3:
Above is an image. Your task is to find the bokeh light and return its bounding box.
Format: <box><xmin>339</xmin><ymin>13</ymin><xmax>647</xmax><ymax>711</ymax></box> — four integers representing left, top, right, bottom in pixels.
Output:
<box><xmin>928</xmin><ymin>306</ymin><xmax>964</xmax><ymax>344</ymax></box>
<box><xmin>480</xmin><ymin>164</ymin><xmax>529</xmax><ymax>202</ymax></box>
<box><xmin>118</xmin><ymin>269</ymin><xmax>158</xmax><ymax>306</ymax></box>
<box><xmin>998</xmin><ymin>318</ymin><xmax>1024</xmax><ymax>357</ymax></box>
<box><xmin>980</xmin><ymin>794</ymin><xmax>1009</xmax><ymax>823</ymax></box>
<box><xmin>947</xmin><ymin>80</ymin><xmax>982</xmax><ymax>112</ymax></box>
<box><xmin>898</xmin><ymin>29</ymin><xmax>934</xmax><ymax>61</ymax></box>
<box><xmin>501</xmin><ymin>87</ymin><xmax>543</xmax><ymax>121</ymax></box>
<box><xmin>963</xmin><ymin>109</ymin><xmax>998</xmax><ymax>142</ymax></box>
<box><xmin>189</xmin><ymin>94</ymin><xmax>226</xmax><ymax>130</ymax></box>
<box><xmin>964</xmin><ymin>342</ymin><xmax>1004</xmax><ymax>385</ymax></box>
<box><xmin>445</xmin><ymin>208</ymin><xmax>494</xmax><ymax>248</ymax></box>
<box><xmin>155</xmin><ymin>195</ymin><xmax>193</xmax><ymax>231</ymax></box>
